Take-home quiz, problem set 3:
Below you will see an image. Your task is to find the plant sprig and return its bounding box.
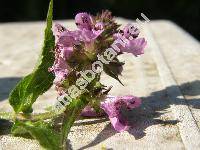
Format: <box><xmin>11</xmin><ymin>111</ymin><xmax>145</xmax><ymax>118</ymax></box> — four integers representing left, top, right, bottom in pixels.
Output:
<box><xmin>0</xmin><ymin>0</ymin><xmax>147</xmax><ymax>149</ymax></box>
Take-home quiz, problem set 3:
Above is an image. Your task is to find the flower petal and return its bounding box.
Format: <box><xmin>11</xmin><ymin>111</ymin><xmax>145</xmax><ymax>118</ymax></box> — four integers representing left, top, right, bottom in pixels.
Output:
<box><xmin>93</xmin><ymin>22</ymin><xmax>104</xmax><ymax>36</ymax></box>
<box><xmin>109</xmin><ymin>116</ymin><xmax>130</xmax><ymax>132</ymax></box>
<box><xmin>52</xmin><ymin>23</ymin><xmax>66</xmax><ymax>42</ymax></box>
<box><xmin>51</xmin><ymin>57</ymin><xmax>69</xmax><ymax>83</ymax></box>
<box><xmin>100</xmin><ymin>95</ymin><xmax>142</xmax><ymax>132</ymax></box>
<box><xmin>119</xmin><ymin>95</ymin><xmax>142</xmax><ymax>109</ymax></box>
<box><xmin>80</xmin><ymin>25</ymin><xmax>104</xmax><ymax>42</ymax></box>
<box><xmin>123</xmin><ymin>24</ymin><xmax>139</xmax><ymax>39</ymax></box>
<box><xmin>81</xmin><ymin>106</ymin><xmax>97</xmax><ymax>117</ymax></box>
<box><xmin>100</xmin><ymin>96</ymin><xmax>119</xmax><ymax>118</ymax></box>
<box><xmin>75</xmin><ymin>12</ymin><xmax>92</xmax><ymax>30</ymax></box>
<box><xmin>126</xmin><ymin>38</ymin><xmax>147</xmax><ymax>56</ymax></box>
<box><xmin>113</xmin><ymin>23</ymin><xmax>147</xmax><ymax>56</ymax></box>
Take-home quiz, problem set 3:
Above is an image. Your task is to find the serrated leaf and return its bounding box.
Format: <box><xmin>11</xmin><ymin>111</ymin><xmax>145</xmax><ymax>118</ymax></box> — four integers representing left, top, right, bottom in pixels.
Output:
<box><xmin>12</xmin><ymin>120</ymin><xmax>61</xmax><ymax>150</ymax></box>
<box><xmin>9</xmin><ymin>0</ymin><xmax>55</xmax><ymax>113</ymax></box>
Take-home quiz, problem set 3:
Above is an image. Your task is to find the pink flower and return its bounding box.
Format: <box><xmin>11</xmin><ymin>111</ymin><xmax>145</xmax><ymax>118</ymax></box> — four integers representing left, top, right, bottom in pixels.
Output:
<box><xmin>93</xmin><ymin>22</ymin><xmax>104</xmax><ymax>35</ymax></box>
<box><xmin>50</xmin><ymin>25</ymin><xmax>81</xmax><ymax>85</ymax></box>
<box><xmin>81</xmin><ymin>106</ymin><xmax>97</xmax><ymax>117</ymax></box>
<box><xmin>58</xmin><ymin>31</ymin><xmax>79</xmax><ymax>47</ymax></box>
<box><xmin>51</xmin><ymin>19</ymin><xmax>104</xmax><ymax>93</ymax></box>
<box><xmin>75</xmin><ymin>12</ymin><xmax>93</xmax><ymax>30</ymax></box>
<box><xmin>114</xmin><ymin>24</ymin><xmax>147</xmax><ymax>56</ymax></box>
<box><xmin>126</xmin><ymin>38</ymin><xmax>147</xmax><ymax>56</ymax></box>
<box><xmin>81</xmin><ymin>105</ymin><xmax>106</xmax><ymax>117</ymax></box>
<box><xmin>52</xmin><ymin>23</ymin><xmax>82</xmax><ymax>61</ymax></box>
<box><xmin>75</xmin><ymin>13</ymin><xmax>104</xmax><ymax>42</ymax></box>
<box><xmin>52</xmin><ymin>23</ymin><xmax>66</xmax><ymax>42</ymax></box>
<box><xmin>51</xmin><ymin>19</ymin><xmax>104</xmax><ymax>88</ymax></box>
<box><xmin>100</xmin><ymin>95</ymin><xmax>141</xmax><ymax>132</ymax></box>
<box><xmin>56</xmin><ymin>31</ymin><xmax>81</xmax><ymax>59</ymax></box>
<box><xmin>123</xmin><ymin>24</ymin><xmax>140</xmax><ymax>39</ymax></box>
<box><xmin>79</xmin><ymin>27</ymin><xmax>104</xmax><ymax>43</ymax></box>
<box><xmin>50</xmin><ymin>57</ymin><xmax>69</xmax><ymax>84</ymax></box>
<box><xmin>77</xmin><ymin>22</ymin><xmax>104</xmax><ymax>43</ymax></box>
<box><xmin>52</xmin><ymin>23</ymin><xmax>85</xmax><ymax>60</ymax></box>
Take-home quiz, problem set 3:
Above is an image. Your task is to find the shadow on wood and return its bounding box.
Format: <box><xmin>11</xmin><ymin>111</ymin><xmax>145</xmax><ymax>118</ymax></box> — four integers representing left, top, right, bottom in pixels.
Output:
<box><xmin>79</xmin><ymin>80</ymin><xmax>200</xmax><ymax>149</ymax></box>
<box><xmin>0</xmin><ymin>78</ymin><xmax>199</xmax><ymax>149</ymax></box>
<box><xmin>0</xmin><ymin>77</ymin><xmax>22</xmax><ymax>101</ymax></box>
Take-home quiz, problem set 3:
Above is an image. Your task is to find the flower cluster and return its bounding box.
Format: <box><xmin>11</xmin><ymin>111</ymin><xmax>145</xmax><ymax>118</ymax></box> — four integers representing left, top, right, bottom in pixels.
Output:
<box><xmin>50</xmin><ymin>11</ymin><xmax>147</xmax><ymax>132</ymax></box>
<box><xmin>49</xmin><ymin>12</ymin><xmax>105</xmax><ymax>94</ymax></box>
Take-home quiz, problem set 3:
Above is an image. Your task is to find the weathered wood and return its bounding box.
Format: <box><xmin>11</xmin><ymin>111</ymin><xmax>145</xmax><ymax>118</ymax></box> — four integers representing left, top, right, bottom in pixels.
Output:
<box><xmin>0</xmin><ymin>19</ymin><xmax>199</xmax><ymax>150</ymax></box>
<box><xmin>145</xmin><ymin>21</ymin><xmax>200</xmax><ymax>149</ymax></box>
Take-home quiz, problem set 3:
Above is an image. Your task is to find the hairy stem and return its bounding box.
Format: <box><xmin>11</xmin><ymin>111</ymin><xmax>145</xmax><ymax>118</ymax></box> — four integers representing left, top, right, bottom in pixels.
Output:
<box><xmin>0</xmin><ymin>111</ymin><xmax>60</xmax><ymax>122</ymax></box>
<box><xmin>60</xmin><ymin>97</ymin><xmax>88</xmax><ymax>149</ymax></box>
<box><xmin>0</xmin><ymin>112</ymin><xmax>15</xmax><ymax>120</ymax></box>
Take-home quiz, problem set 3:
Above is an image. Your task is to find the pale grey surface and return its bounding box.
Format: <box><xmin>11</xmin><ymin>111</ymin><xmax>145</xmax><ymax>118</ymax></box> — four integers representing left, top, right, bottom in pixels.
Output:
<box><xmin>0</xmin><ymin>19</ymin><xmax>200</xmax><ymax>150</ymax></box>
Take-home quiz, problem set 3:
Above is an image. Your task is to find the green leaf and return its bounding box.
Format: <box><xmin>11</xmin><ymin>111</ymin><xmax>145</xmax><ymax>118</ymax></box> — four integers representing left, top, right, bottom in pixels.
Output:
<box><xmin>103</xmin><ymin>64</ymin><xmax>124</xmax><ymax>85</ymax></box>
<box><xmin>11</xmin><ymin>121</ymin><xmax>32</xmax><ymax>139</ymax></box>
<box><xmin>9</xmin><ymin>0</ymin><xmax>55</xmax><ymax>113</ymax></box>
<box><xmin>12</xmin><ymin>120</ymin><xmax>61</xmax><ymax>150</ymax></box>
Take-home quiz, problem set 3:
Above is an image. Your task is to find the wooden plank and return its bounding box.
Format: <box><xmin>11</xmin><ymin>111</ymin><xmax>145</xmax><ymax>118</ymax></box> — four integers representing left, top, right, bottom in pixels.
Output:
<box><xmin>0</xmin><ymin>20</ymin><xmax>199</xmax><ymax>149</ymax></box>
<box><xmin>144</xmin><ymin>20</ymin><xmax>200</xmax><ymax>149</ymax></box>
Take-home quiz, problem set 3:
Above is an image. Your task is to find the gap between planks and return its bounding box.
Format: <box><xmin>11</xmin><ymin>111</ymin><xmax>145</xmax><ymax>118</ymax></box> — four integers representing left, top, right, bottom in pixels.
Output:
<box><xmin>144</xmin><ymin>23</ymin><xmax>200</xmax><ymax>150</ymax></box>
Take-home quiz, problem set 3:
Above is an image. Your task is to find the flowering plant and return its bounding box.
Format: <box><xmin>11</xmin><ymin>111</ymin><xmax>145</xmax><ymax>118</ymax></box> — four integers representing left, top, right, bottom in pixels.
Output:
<box><xmin>0</xmin><ymin>0</ymin><xmax>146</xmax><ymax>149</ymax></box>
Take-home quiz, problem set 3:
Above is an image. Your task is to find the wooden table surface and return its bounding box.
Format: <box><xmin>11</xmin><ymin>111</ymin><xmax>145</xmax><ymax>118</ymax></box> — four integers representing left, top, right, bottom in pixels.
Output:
<box><xmin>0</xmin><ymin>19</ymin><xmax>200</xmax><ymax>150</ymax></box>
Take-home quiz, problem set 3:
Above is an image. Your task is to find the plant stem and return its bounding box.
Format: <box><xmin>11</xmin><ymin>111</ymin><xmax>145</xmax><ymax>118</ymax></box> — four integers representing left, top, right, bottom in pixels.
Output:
<box><xmin>60</xmin><ymin>97</ymin><xmax>88</xmax><ymax>149</ymax></box>
<box><xmin>0</xmin><ymin>111</ymin><xmax>60</xmax><ymax>122</ymax></box>
<box><xmin>0</xmin><ymin>112</ymin><xmax>15</xmax><ymax>120</ymax></box>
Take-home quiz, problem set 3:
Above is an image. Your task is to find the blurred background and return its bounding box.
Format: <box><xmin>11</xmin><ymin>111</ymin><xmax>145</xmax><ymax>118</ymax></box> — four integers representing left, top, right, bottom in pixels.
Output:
<box><xmin>0</xmin><ymin>0</ymin><xmax>199</xmax><ymax>40</ymax></box>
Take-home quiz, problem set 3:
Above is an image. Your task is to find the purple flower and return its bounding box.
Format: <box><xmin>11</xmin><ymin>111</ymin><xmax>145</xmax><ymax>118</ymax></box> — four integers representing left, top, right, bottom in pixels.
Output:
<box><xmin>75</xmin><ymin>13</ymin><xmax>104</xmax><ymax>42</ymax></box>
<box><xmin>58</xmin><ymin>31</ymin><xmax>79</xmax><ymax>46</ymax></box>
<box><xmin>77</xmin><ymin>23</ymin><xmax>104</xmax><ymax>43</ymax></box>
<box><xmin>75</xmin><ymin>12</ymin><xmax>93</xmax><ymax>30</ymax></box>
<box><xmin>123</xmin><ymin>24</ymin><xmax>140</xmax><ymax>39</ymax></box>
<box><xmin>125</xmin><ymin>38</ymin><xmax>147</xmax><ymax>56</ymax></box>
<box><xmin>81</xmin><ymin>105</ymin><xmax>106</xmax><ymax>117</ymax></box>
<box><xmin>52</xmin><ymin>23</ymin><xmax>66</xmax><ymax>42</ymax></box>
<box><xmin>79</xmin><ymin>27</ymin><xmax>104</xmax><ymax>43</ymax></box>
<box><xmin>56</xmin><ymin>31</ymin><xmax>80</xmax><ymax>59</ymax></box>
<box><xmin>50</xmin><ymin>24</ymin><xmax>79</xmax><ymax>90</ymax></box>
<box><xmin>100</xmin><ymin>95</ymin><xmax>141</xmax><ymax>132</ymax></box>
<box><xmin>50</xmin><ymin>57</ymin><xmax>69</xmax><ymax>84</ymax></box>
<box><xmin>93</xmin><ymin>22</ymin><xmax>104</xmax><ymax>35</ymax></box>
<box><xmin>114</xmin><ymin>24</ymin><xmax>147</xmax><ymax>56</ymax></box>
<box><xmin>81</xmin><ymin>106</ymin><xmax>97</xmax><ymax>117</ymax></box>
<box><xmin>51</xmin><ymin>18</ymin><xmax>104</xmax><ymax>89</ymax></box>
<box><xmin>50</xmin><ymin>19</ymin><xmax>104</xmax><ymax>94</ymax></box>
<box><xmin>52</xmin><ymin>24</ymin><xmax>81</xmax><ymax>61</ymax></box>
